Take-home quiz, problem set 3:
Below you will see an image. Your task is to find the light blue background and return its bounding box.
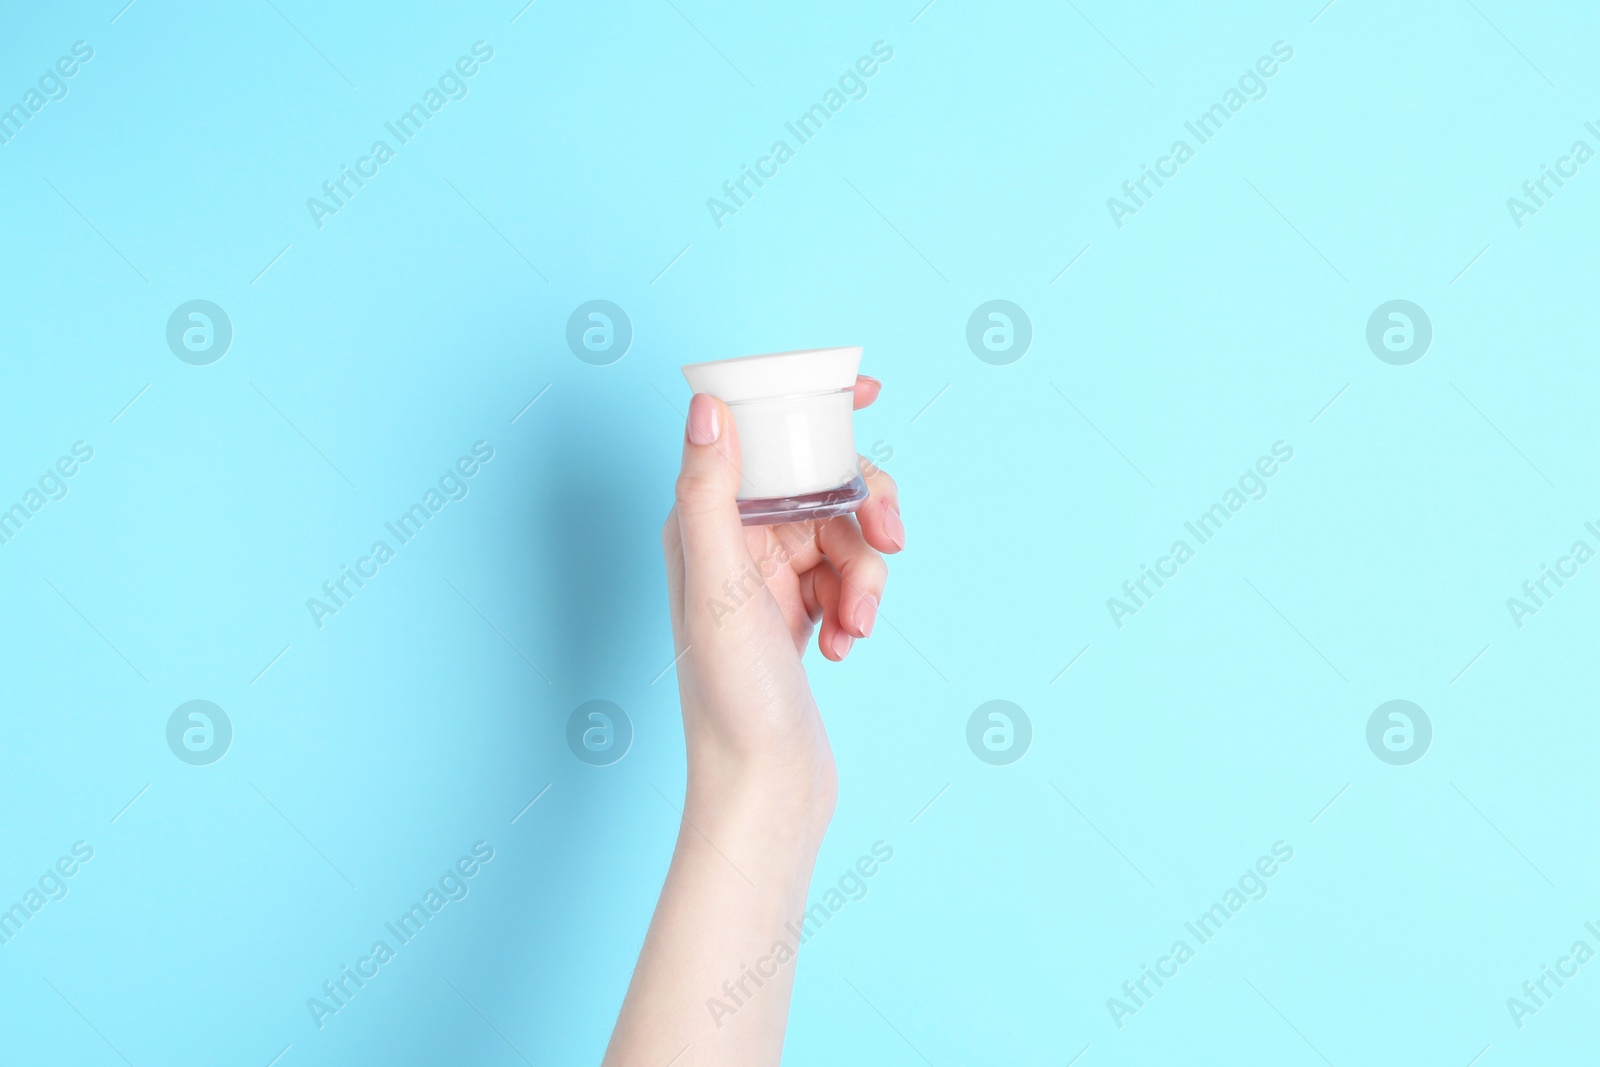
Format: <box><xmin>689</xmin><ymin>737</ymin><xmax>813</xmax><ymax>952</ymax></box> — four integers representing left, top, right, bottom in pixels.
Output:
<box><xmin>2</xmin><ymin>1</ymin><xmax>1596</xmax><ymax>1064</ymax></box>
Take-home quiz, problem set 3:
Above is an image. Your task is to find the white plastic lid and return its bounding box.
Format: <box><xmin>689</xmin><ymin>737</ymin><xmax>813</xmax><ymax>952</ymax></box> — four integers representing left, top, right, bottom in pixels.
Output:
<box><xmin>681</xmin><ymin>346</ymin><xmax>862</xmax><ymax>403</ymax></box>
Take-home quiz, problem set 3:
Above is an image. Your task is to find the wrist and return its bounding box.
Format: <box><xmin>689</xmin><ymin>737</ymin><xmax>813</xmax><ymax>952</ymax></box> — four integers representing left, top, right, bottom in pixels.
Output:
<box><xmin>684</xmin><ymin>752</ymin><xmax>836</xmax><ymax>850</ymax></box>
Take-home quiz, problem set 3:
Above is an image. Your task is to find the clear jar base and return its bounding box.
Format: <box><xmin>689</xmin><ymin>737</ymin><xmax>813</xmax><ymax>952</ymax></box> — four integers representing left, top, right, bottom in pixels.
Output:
<box><xmin>737</xmin><ymin>475</ymin><xmax>870</xmax><ymax>526</ymax></box>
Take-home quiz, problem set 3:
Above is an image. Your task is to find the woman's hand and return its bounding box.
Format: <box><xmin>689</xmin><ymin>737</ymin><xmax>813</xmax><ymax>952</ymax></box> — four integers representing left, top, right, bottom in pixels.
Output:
<box><xmin>661</xmin><ymin>375</ymin><xmax>903</xmax><ymax>817</ymax></box>
<box><xmin>604</xmin><ymin>376</ymin><xmax>902</xmax><ymax>1066</ymax></box>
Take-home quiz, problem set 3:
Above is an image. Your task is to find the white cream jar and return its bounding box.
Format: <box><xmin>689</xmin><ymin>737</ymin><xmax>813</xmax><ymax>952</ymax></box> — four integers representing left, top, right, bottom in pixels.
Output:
<box><xmin>681</xmin><ymin>346</ymin><xmax>869</xmax><ymax>525</ymax></box>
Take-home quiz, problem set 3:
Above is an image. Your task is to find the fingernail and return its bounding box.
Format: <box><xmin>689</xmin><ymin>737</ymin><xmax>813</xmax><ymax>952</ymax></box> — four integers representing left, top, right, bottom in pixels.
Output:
<box><xmin>687</xmin><ymin>394</ymin><xmax>720</xmax><ymax>445</ymax></box>
<box><xmin>859</xmin><ymin>375</ymin><xmax>882</xmax><ymax>391</ymax></box>
<box><xmin>884</xmin><ymin>504</ymin><xmax>905</xmax><ymax>550</ymax></box>
<box><xmin>832</xmin><ymin>632</ymin><xmax>854</xmax><ymax>659</ymax></box>
<box><xmin>857</xmin><ymin>595</ymin><xmax>878</xmax><ymax>638</ymax></box>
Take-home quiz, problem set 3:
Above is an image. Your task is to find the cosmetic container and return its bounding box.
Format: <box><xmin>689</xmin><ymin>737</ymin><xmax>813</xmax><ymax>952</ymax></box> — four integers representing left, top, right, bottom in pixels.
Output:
<box><xmin>681</xmin><ymin>346</ymin><xmax>869</xmax><ymax>526</ymax></box>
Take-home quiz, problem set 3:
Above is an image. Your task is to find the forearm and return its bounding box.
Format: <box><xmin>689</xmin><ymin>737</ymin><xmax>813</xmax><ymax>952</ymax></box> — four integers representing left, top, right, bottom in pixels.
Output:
<box><xmin>608</xmin><ymin>382</ymin><xmax>897</xmax><ymax>1064</ymax></box>
<box><xmin>604</xmin><ymin>771</ymin><xmax>831</xmax><ymax>1066</ymax></box>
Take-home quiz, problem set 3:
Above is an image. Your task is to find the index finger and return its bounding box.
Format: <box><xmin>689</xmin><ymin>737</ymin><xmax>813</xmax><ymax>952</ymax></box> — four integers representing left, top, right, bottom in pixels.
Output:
<box><xmin>852</xmin><ymin>375</ymin><xmax>881</xmax><ymax>410</ymax></box>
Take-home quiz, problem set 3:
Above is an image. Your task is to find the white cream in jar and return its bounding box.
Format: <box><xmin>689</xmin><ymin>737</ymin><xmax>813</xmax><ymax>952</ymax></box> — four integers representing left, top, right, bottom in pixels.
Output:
<box><xmin>681</xmin><ymin>346</ymin><xmax>869</xmax><ymax>525</ymax></box>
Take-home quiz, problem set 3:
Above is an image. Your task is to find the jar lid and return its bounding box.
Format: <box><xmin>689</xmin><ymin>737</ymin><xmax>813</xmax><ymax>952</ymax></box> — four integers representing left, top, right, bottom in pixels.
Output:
<box><xmin>681</xmin><ymin>346</ymin><xmax>862</xmax><ymax>403</ymax></box>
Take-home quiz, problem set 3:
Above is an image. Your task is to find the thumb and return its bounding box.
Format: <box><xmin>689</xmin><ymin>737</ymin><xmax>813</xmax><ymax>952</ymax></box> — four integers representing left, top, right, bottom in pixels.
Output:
<box><xmin>674</xmin><ymin>393</ymin><xmax>752</xmax><ymax>600</ymax></box>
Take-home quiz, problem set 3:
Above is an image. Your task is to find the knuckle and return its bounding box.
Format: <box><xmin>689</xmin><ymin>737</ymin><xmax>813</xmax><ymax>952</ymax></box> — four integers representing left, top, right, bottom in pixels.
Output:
<box><xmin>673</xmin><ymin>472</ymin><xmax>722</xmax><ymax>512</ymax></box>
<box><xmin>851</xmin><ymin>552</ymin><xmax>890</xmax><ymax>590</ymax></box>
